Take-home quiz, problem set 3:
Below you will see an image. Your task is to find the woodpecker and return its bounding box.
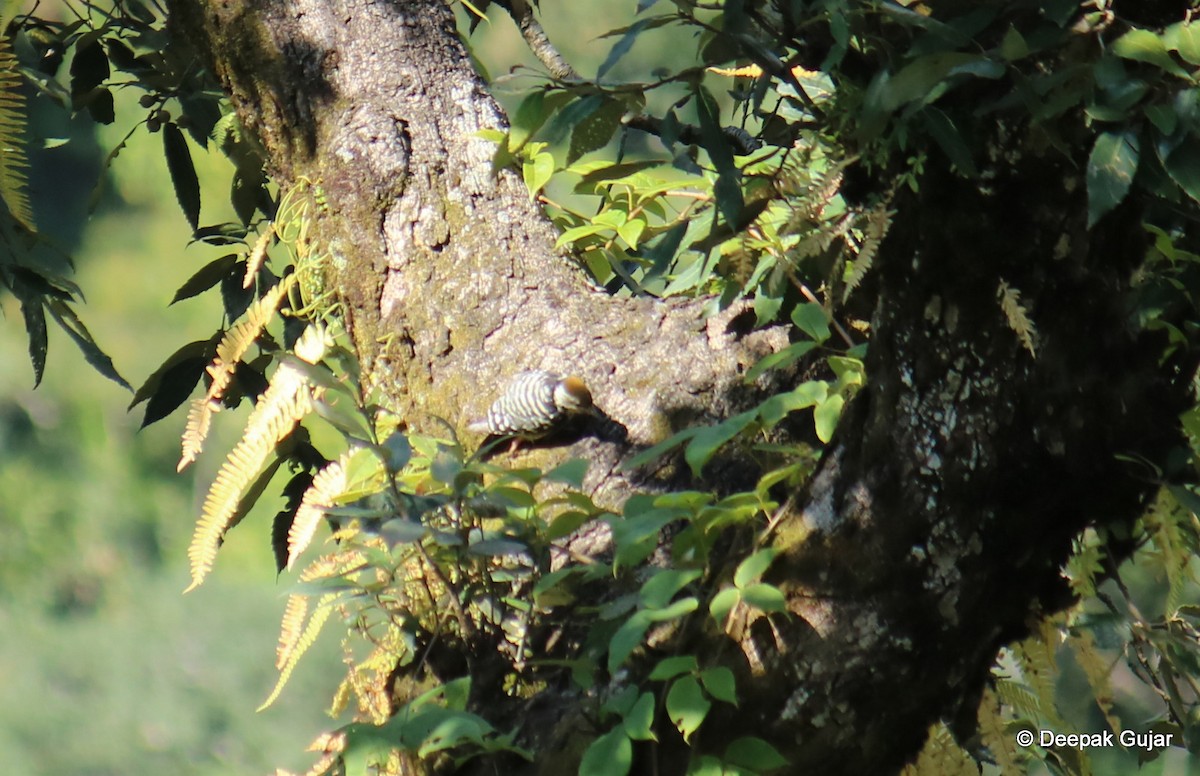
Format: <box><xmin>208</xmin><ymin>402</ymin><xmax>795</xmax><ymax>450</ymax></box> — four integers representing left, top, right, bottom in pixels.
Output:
<box><xmin>468</xmin><ymin>370</ymin><xmax>595</xmax><ymax>438</ymax></box>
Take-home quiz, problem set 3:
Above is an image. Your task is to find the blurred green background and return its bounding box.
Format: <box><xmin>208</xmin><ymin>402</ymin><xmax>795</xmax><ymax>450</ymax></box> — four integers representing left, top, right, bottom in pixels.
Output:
<box><xmin>0</xmin><ymin>38</ymin><xmax>342</xmax><ymax>776</ymax></box>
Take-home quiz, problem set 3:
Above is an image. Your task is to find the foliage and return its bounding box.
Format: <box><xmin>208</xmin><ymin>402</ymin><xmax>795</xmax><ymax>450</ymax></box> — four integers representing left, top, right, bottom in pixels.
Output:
<box><xmin>12</xmin><ymin>0</ymin><xmax>1200</xmax><ymax>775</ymax></box>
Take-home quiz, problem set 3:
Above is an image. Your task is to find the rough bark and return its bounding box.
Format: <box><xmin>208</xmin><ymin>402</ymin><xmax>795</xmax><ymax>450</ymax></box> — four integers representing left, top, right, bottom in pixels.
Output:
<box><xmin>167</xmin><ymin>1</ymin><xmax>1190</xmax><ymax>774</ymax></box>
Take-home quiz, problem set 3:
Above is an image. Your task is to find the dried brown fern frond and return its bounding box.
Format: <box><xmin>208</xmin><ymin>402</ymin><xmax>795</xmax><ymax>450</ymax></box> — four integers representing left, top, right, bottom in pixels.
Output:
<box><xmin>244</xmin><ymin>223</ymin><xmax>275</xmax><ymax>288</ymax></box>
<box><xmin>185</xmin><ymin>356</ymin><xmax>316</xmax><ymax>591</ymax></box>
<box><xmin>177</xmin><ymin>277</ymin><xmax>294</xmax><ymax>471</ymax></box>
<box><xmin>997</xmin><ymin>279</ymin><xmax>1038</xmax><ymax>358</ymax></box>
<box><xmin>287</xmin><ymin>455</ymin><xmax>350</xmax><ymax>569</ymax></box>
<box><xmin>275</xmin><ymin>593</ymin><xmax>310</xmax><ymax>670</ymax></box>
<box><xmin>258</xmin><ymin>592</ymin><xmax>338</xmax><ymax>711</ymax></box>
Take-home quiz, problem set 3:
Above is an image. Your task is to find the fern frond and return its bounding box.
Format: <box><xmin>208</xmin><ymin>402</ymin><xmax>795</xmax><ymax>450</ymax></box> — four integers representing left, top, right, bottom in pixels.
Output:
<box><xmin>178</xmin><ymin>278</ymin><xmax>295</xmax><ymax>472</ymax></box>
<box><xmin>205</xmin><ymin>276</ymin><xmax>294</xmax><ymax>406</ymax></box>
<box><xmin>997</xmin><ymin>279</ymin><xmax>1038</xmax><ymax>357</ymax></box>
<box><xmin>258</xmin><ymin>592</ymin><xmax>337</xmax><ymax>711</ymax></box>
<box><xmin>288</xmin><ymin>455</ymin><xmax>350</xmax><ymax>570</ymax></box>
<box><xmin>178</xmin><ymin>396</ymin><xmax>219</xmax><ymax>472</ymax></box>
<box><xmin>805</xmin><ymin>162</ymin><xmax>844</xmax><ymax>221</ymax></box>
<box><xmin>0</xmin><ymin>36</ymin><xmax>33</xmax><ymax>232</ymax></box>
<box><xmin>843</xmin><ymin>204</ymin><xmax>891</xmax><ymax>303</ymax></box>
<box><xmin>300</xmin><ymin>548</ymin><xmax>368</xmax><ymax>582</ymax></box>
<box><xmin>185</xmin><ymin>358</ymin><xmax>315</xmax><ymax>591</ymax></box>
<box><xmin>900</xmin><ymin>723</ymin><xmax>976</xmax><ymax>776</ymax></box>
<box><xmin>1069</xmin><ymin>631</ymin><xmax>1121</xmax><ymax>734</ymax></box>
<box><xmin>276</xmin><ymin>593</ymin><xmax>310</xmax><ymax>669</ymax></box>
<box><xmin>995</xmin><ymin>678</ymin><xmax>1041</xmax><ymax>721</ymax></box>
<box><xmin>977</xmin><ymin>687</ymin><xmax>1022</xmax><ymax>774</ymax></box>
<box><xmin>244</xmin><ymin>223</ymin><xmax>275</xmax><ymax>288</ymax></box>
<box><xmin>303</xmin><ymin>731</ymin><xmax>346</xmax><ymax>776</ymax></box>
<box><xmin>1016</xmin><ymin>623</ymin><xmax>1066</xmax><ymax>728</ymax></box>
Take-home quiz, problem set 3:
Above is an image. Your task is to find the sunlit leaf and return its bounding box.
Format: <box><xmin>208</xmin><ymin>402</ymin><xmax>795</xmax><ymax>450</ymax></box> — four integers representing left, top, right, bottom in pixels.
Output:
<box><xmin>1087</xmin><ymin>131</ymin><xmax>1139</xmax><ymax>227</ymax></box>
<box><xmin>666</xmin><ymin>676</ymin><xmax>710</xmax><ymax>743</ymax></box>
<box><xmin>580</xmin><ymin>728</ymin><xmax>632</xmax><ymax>776</ymax></box>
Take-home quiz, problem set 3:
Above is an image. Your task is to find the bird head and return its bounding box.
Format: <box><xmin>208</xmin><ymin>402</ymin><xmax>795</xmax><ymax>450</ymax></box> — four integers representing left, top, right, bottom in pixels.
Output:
<box><xmin>554</xmin><ymin>375</ymin><xmax>594</xmax><ymax>414</ymax></box>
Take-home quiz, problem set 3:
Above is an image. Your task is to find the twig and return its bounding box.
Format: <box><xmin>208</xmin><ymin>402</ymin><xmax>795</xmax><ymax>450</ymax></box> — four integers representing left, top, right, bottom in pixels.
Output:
<box><xmin>624</xmin><ymin>113</ymin><xmax>762</xmax><ymax>156</ymax></box>
<box><xmin>498</xmin><ymin>0</ymin><xmax>579</xmax><ymax>81</ymax></box>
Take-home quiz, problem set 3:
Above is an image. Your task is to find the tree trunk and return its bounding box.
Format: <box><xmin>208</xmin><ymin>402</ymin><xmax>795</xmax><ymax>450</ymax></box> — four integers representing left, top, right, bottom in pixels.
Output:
<box><xmin>167</xmin><ymin>1</ymin><xmax>1190</xmax><ymax>773</ymax></box>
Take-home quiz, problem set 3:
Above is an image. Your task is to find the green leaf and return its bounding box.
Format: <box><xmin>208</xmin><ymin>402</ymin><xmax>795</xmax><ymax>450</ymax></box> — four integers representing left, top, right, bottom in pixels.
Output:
<box><xmin>69</xmin><ymin>37</ymin><xmax>109</xmax><ymax>96</ymax></box>
<box><xmin>1112</xmin><ymin>28</ymin><xmax>1190</xmax><ymax>79</ymax></box>
<box><xmin>509</xmin><ymin>90</ymin><xmax>548</xmax><ymax>151</ymax></box>
<box><xmin>544</xmin><ymin>457</ymin><xmax>588</xmax><ymax>488</ymax></box>
<box><xmin>163</xmin><ymin>122</ymin><xmax>200</xmax><ymax>230</ymax></box>
<box><xmin>574</xmin><ymin>160</ymin><xmax>661</xmax><ymax>190</ymax></box>
<box><xmin>580</xmin><ymin>728</ymin><xmax>632</xmax><ymax>776</ymax></box>
<box><xmin>617</xmin><ymin>218</ymin><xmax>646</xmax><ymax>249</ymax></box>
<box><xmin>1086</xmin><ymin>130</ymin><xmax>1139</xmax><ymax>227</ymax></box>
<box><xmin>140</xmin><ymin>354</ymin><xmax>206</xmax><ymax>427</ymax></box>
<box><xmin>685</xmin><ymin>410</ymin><xmax>758</xmax><ymax>477</ymax></box>
<box><xmin>19</xmin><ymin>295</ymin><xmax>46</xmax><ymax>386</ymax></box>
<box><xmin>46</xmin><ymin>300</ymin><xmax>131</xmax><ymax>390</ymax></box>
<box><xmin>618</xmin><ymin>428</ymin><xmax>697</xmax><ymax>472</ymax></box>
<box><xmin>827</xmin><ymin>356</ymin><xmax>865</xmax><ymax>385</ymax></box>
<box><xmin>1168</xmin><ymin>484</ymin><xmax>1200</xmax><ymax>517</ymax></box>
<box><xmin>665</xmin><ymin>676</ymin><xmax>710</xmax><ymax>743</ymax></box>
<box><xmin>650</xmin><ymin>655</ymin><xmax>699</xmax><ymax>681</ymax></box>
<box><xmin>1000</xmin><ymin>27</ymin><xmax>1030</xmax><ymax>61</ymax></box>
<box><xmin>725</xmin><ymin>736</ymin><xmax>789</xmax><ymax>771</ymax></box>
<box><xmin>758</xmin><ymin>381</ymin><xmax>829</xmax><ymax>427</ymax></box>
<box><xmin>623</xmin><ymin>692</ymin><xmax>657</xmax><ymax>741</ymax></box>
<box><xmin>881</xmin><ymin>53</ymin><xmax>1004</xmax><ymax>112</ymax></box>
<box><xmin>85</xmin><ymin>85</ymin><xmax>115</xmax><ymax>124</ymax></box>
<box><xmin>639</xmin><ymin>568</ymin><xmax>702</xmax><ymax>610</ymax></box>
<box><xmin>734</xmin><ymin>548</ymin><xmax>779</xmax><ymax>589</ymax></box>
<box><xmin>686</xmin><ymin>756</ymin><xmax>725</xmax><ymax>776</ymax></box>
<box><xmin>522</xmin><ymin>150</ymin><xmax>554</xmax><ymax>197</ymax></box>
<box><xmin>1164</xmin><ymin>141</ymin><xmax>1200</xmax><ymax>205</ymax></box>
<box><xmin>696</xmin><ymin>87</ymin><xmax>743</xmax><ymax>226</ymax></box>
<box><xmin>923</xmin><ymin>107</ymin><xmax>978</xmax><ymax>177</ymax></box>
<box><xmin>314</xmin><ymin>394</ymin><xmax>373</xmax><ymax>442</ymax></box>
<box><xmin>130</xmin><ymin>337</ymin><xmax>212</xmax><ymax>409</ymax></box>
<box><xmin>382</xmin><ymin>431</ymin><xmax>412</xmax><ymax>473</ymax></box>
<box><xmin>546</xmin><ymin>509</ymin><xmax>591</xmax><ymax>541</ymax></box>
<box><xmin>602</xmin><ymin>686</ymin><xmax>640</xmax><ymax>718</ymax></box>
<box><xmin>556</xmin><ymin>222</ymin><xmax>611</xmax><ymax>248</ymax></box>
<box><xmin>171</xmin><ymin>253</ymin><xmax>239</xmax><ymax>304</ymax></box>
<box><xmin>597</xmin><ymin>18</ymin><xmax>652</xmax><ymax>80</ymax></box>
<box><xmin>608</xmin><ymin>611</ymin><xmax>652</xmax><ymax>673</ymax></box>
<box><xmin>791</xmin><ymin>303</ymin><xmax>831</xmax><ymax>342</ymax></box>
<box><xmin>610</xmin><ymin>508</ymin><xmax>676</xmax><ymax>569</ymax></box>
<box><xmin>430</xmin><ymin>449</ymin><xmax>463</xmax><ymax>484</ymax></box>
<box><xmin>709</xmin><ymin>586</ymin><xmax>740</xmax><ymax>625</ymax></box>
<box><xmin>740</xmin><ymin>582</ymin><xmax>787</xmax><ymax>613</ymax></box>
<box><xmin>699</xmin><ymin>667</ymin><xmax>738</xmax><ymax>706</ymax></box>
<box><xmin>646</xmin><ymin>596</ymin><xmax>698</xmax><ymax>624</ymax></box>
<box><xmin>813</xmin><ymin>393</ymin><xmax>845</xmax><ymax>443</ymax></box>
<box><xmin>753</xmin><ymin>289</ymin><xmax>784</xmax><ymax>327</ymax></box>
<box><xmin>1164</xmin><ymin>22</ymin><xmax>1200</xmax><ymax>66</ymax></box>
<box><xmin>745</xmin><ymin>341</ymin><xmax>818</xmax><ymax>383</ymax></box>
<box><xmin>569</xmin><ymin>98</ymin><xmax>624</xmax><ymax>165</ymax></box>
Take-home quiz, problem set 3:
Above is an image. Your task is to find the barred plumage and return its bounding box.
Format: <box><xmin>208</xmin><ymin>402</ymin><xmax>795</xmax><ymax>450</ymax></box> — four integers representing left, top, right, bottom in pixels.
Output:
<box><xmin>468</xmin><ymin>370</ymin><xmax>594</xmax><ymax>437</ymax></box>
